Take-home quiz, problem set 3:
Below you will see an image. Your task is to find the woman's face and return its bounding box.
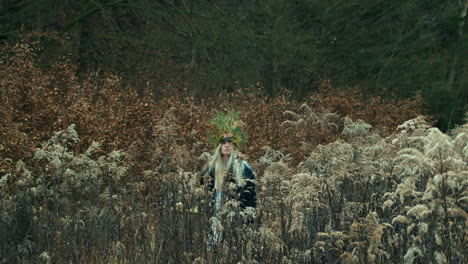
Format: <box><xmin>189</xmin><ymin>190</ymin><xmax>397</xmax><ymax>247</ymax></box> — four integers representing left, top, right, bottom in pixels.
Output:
<box><xmin>220</xmin><ymin>141</ymin><xmax>233</xmax><ymax>156</ymax></box>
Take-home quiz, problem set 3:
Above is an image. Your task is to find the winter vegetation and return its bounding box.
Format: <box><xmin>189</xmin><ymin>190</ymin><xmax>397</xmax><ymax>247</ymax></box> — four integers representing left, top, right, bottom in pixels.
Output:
<box><xmin>1</xmin><ymin>40</ymin><xmax>467</xmax><ymax>264</ymax></box>
<box><xmin>2</xmin><ymin>0</ymin><xmax>467</xmax><ymax>130</ymax></box>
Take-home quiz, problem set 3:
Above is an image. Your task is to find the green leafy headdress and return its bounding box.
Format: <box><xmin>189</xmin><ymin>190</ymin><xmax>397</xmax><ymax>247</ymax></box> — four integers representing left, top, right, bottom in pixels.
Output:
<box><xmin>208</xmin><ymin>110</ymin><xmax>248</xmax><ymax>149</ymax></box>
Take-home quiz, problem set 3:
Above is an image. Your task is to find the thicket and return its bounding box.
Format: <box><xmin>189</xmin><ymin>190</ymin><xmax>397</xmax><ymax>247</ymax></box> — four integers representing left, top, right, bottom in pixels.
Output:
<box><xmin>0</xmin><ymin>39</ymin><xmax>425</xmax><ymax>168</ymax></box>
<box><xmin>1</xmin><ymin>39</ymin><xmax>467</xmax><ymax>263</ymax></box>
<box><xmin>1</xmin><ymin>0</ymin><xmax>466</xmax><ymax>130</ymax></box>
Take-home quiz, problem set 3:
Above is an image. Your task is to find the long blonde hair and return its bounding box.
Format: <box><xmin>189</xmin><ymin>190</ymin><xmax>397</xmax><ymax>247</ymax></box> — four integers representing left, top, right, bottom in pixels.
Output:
<box><xmin>208</xmin><ymin>144</ymin><xmax>244</xmax><ymax>192</ymax></box>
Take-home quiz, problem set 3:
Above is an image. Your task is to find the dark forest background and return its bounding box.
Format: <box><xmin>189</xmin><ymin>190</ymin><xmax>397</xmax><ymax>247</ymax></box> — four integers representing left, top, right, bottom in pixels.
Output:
<box><xmin>1</xmin><ymin>0</ymin><xmax>467</xmax><ymax>130</ymax></box>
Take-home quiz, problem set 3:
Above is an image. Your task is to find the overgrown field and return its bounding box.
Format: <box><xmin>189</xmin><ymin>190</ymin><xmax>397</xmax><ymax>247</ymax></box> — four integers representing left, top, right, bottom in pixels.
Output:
<box><xmin>1</xmin><ymin>40</ymin><xmax>467</xmax><ymax>264</ymax></box>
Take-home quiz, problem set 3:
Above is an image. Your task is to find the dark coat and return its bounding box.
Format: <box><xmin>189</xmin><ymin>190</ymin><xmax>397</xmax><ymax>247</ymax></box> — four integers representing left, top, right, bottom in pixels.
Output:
<box><xmin>200</xmin><ymin>160</ymin><xmax>256</xmax><ymax>209</ymax></box>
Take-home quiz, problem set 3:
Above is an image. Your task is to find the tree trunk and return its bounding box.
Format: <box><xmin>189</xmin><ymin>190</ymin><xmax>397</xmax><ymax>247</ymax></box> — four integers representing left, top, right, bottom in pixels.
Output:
<box><xmin>447</xmin><ymin>0</ymin><xmax>468</xmax><ymax>89</ymax></box>
<box><xmin>446</xmin><ymin>0</ymin><xmax>468</xmax><ymax>128</ymax></box>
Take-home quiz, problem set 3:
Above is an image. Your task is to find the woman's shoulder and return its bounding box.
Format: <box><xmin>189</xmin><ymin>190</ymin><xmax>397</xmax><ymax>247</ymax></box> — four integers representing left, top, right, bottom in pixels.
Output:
<box><xmin>240</xmin><ymin>160</ymin><xmax>255</xmax><ymax>179</ymax></box>
<box><xmin>240</xmin><ymin>159</ymin><xmax>252</xmax><ymax>169</ymax></box>
<box><xmin>200</xmin><ymin>166</ymin><xmax>215</xmax><ymax>178</ymax></box>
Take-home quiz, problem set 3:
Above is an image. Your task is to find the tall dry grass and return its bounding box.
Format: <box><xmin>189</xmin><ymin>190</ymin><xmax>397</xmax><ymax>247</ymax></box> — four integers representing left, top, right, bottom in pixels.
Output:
<box><xmin>2</xmin><ymin>115</ymin><xmax>466</xmax><ymax>263</ymax></box>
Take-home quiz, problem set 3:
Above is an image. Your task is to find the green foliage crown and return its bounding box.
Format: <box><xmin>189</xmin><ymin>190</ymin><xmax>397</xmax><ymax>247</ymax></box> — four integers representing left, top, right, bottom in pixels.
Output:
<box><xmin>208</xmin><ymin>110</ymin><xmax>248</xmax><ymax>149</ymax></box>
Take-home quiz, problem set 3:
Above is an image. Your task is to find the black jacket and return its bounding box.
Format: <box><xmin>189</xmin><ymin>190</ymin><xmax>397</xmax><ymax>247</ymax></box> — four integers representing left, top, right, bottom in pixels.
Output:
<box><xmin>200</xmin><ymin>160</ymin><xmax>256</xmax><ymax>209</ymax></box>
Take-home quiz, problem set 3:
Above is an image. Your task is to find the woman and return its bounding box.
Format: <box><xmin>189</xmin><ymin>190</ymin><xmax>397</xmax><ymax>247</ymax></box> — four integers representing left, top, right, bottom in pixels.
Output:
<box><xmin>201</xmin><ymin>126</ymin><xmax>256</xmax><ymax>249</ymax></box>
<box><xmin>201</xmin><ymin>132</ymin><xmax>256</xmax><ymax>211</ymax></box>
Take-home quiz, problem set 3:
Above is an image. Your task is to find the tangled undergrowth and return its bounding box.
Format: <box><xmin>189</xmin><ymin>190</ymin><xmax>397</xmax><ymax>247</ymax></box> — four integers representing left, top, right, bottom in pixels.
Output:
<box><xmin>1</xmin><ymin>115</ymin><xmax>466</xmax><ymax>263</ymax></box>
<box><xmin>2</xmin><ymin>38</ymin><xmax>466</xmax><ymax>264</ymax></box>
<box><xmin>0</xmin><ymin>38</ymin><xmax>426</xmax><ymax>170</ymax></box>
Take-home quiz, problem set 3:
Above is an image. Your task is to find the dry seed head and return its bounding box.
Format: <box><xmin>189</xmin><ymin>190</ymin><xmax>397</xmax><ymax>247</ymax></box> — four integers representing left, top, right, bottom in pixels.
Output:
<box><xmin>394</xmin><ymin>148</ymin><xmax>433</xmax><ymax>177</ymax></box>
<box><xmin>39</xmin><ymin>251</ymin><xmax>51</xmax><ymax>264</ymax></box>
<box><xmin>435</xmin><ymin>231</ymin><xmax>443</xmax><ymax>246</ymax></box>
<box><xmin>397</xmin><ymin>116</ymin><xmax>430</xmax><ymax>133</ymax></box>
<box><xmin>265</xmin><ymin>161</ymin><xmax>290</xmax><ymax>177</ymax></box>
<box><xmin>260</xmin><ymin>146</ymin><xmax>289</xmax><ymax>165</ymax></box>
<box><xmin>422</xmin><ymin>178</ymin><xmax>436</xmax><ymax>201</ymax></box>
<box><xmin>226</xmin><ymin>211</ymin><xmax>236</xmax><ymax>223</ymax></box>
<box><xmin>392</xmin><ymin>215</ymin><xmax>409</xmax><ymax>225</ymax></box>
<box><xmin>395</xmin><ymin>177</ymin><xmax>418</xmax><ymax>204</ymax></box>
<box><xmin>331</xmin><ymin>231</ymin><xmax>345</xmax><ymax>240</ymax></box>
<box><xmin>316</xmin><ymin>232</ymin><xmax>331</xmax><ymax>239</ymax></box>
<box><xmin>458</xmin><ymin>194</ymin><xmax>468</xmax><ymax>207</ymax></box>
<box><xmin>64</xmin><ymin>169</ymin><xmax>76</xmax><ymax>178</ymax></box>
<box><xmin>282</xmin><ymin>120</ymin><xmax>297</xmax><ymax>129</ymax></box>
<box><xmin>403</xmin><ymin>246</ymin><xmax>423</xmax><ymax>264</ymax></box>
<box><xmin>383</xmin><ymin>192</ymin><xmax>395</xmax><ymax>199</ymax></box>
<box><xmin>0</xmin><ymin>174</ymin><xmax>10</xmax><ymax>189</ymax></box>
<box><xmin>418</xmin><ymin>222</ymin><xmax>428</xmax><ymax>236</ymax></box>
<box><xmin>33</xmin><ymin>148</ymin><xmax>50</xmax><ymax>161</ymax></box>
<box><xmin>339</xmin><ymin>252</ymin><xmax>352</xmax><ymax>263</ymax></box>
<box><xmin>366</xmin><ymin>211</ymin><xmax>379</xmax><ymax>225</ymax></box>
<box><xmin>281</xmin><ymin>256</ymin><xmax>293</xmax><ymax>264</ymax></box>
<box><xmin>433</xmin><ymin>173</ymin><xmax>443</xmax><ymax>187</ymax></box>
<box><xmin>282</xmin><ymin>110</ymin><xmax>300</xmax><ymax>121</ymax></box>
<box><xmin>210</xmin><ymin>216</ymin><xmax>223</xmax><ymax>233</ymax></box>
<box><xmin>334</xmin><ymin>239</ymin><xmax>344</xmax><ymax>249</ymax></box>
<box><xmin>299</xmin><ymin>103</ymin><xmax>313</xmax><ymax>117</ymax></box>
<box><xmin>321</xmin><ymin>111</ymin><xmax>341</xmax><ymax>126</ymax></box>
<box><xmin>424</xmin><ymin>128</ymin><xmax>456</xmax><ymax>162</ymax></box>
<box><xmin>435</xmin><ymin>251</ymin><xmax>447</xmax><ymax>264</ymax></box>
<box><xmin>314</xmin><ymin>241</ymin><xmax>327</xmax><ymax>248</ymax></box>
<box><xmin>109</xmin><ymin>150</ymin><xmax>124</xmax><ymax>160</ymax></box>
<box><xmin>364</xmin><ymin>138</ymin><xmax>395</xmax><ymax>160</ymax></box>
<box><xmin>447</xmin><ymin>207</ymin><xmax>467</xmax><ymax>218</ymax></box>
<box><xmin>289</xmin><ymin>211</ymin><xmax>309</xmax><ymax>240</ymax></box>
<box><xmin>85</xmin><ymin>141</ymin><xmax>101</xmax><ymax>156</ymax></box>
<box><xmin>296</xmin><ymin>118</ymin><xmax>306</xmax><ymax>129</ymax></box>
<box><xmin>50</xmin><ymin>158</ymin><xmax>62</xmax><ymax>171</ymax></box>
<box><xmin>407</xmin><ymin>204</ymin><xmax>431</xmax><ymax>220</ymax></box>
<box><xmin>246</xmin><ymin>240</ymin><xmax>255</xmax><ymax>258</ymax></box>
<box><xmin>49</xmin><ymin>124</ymin><xmax>80</xmax><ymax>145</ymax></box>
<box><xmin>452</xmin><ymin>131</ymin><xmax>467</xmax><ymax>157</ymax></box>
<box><xmin>113</xmin><ymin>166</ymin><xmax>127</xmax><ymax>181</ymax></box>
<box><xmin>198</xmin><ymin>152</ymin><xmax>212</xmax><ymax>163</ymax></box>
<box><xmin>407</xmin><ymin>223</ymin><xmax>416</xmax><ymax>234</ymax></box>
<box><xmin>463</xmin><ymin>144</ymin><xmax>468</xmax><ymax>161</ymax></box>
<box><xmin>342</xmin><ymin>117</ymin><xmax>372</xmax><ymax>140</ymax></box>
<box><xmin>383</xmin><ymin>199</ymin><xmax>394</xmax><ymax>210</ymax></box>
<box><xmin>240</xmin><ymin>207</ymin><xmax>256</xmax><ymax>222</ymax></box>
<box><xmin>258</xmin><ymin>227</ymin><xmax>284</xmax><ymax>253</ymax></box>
